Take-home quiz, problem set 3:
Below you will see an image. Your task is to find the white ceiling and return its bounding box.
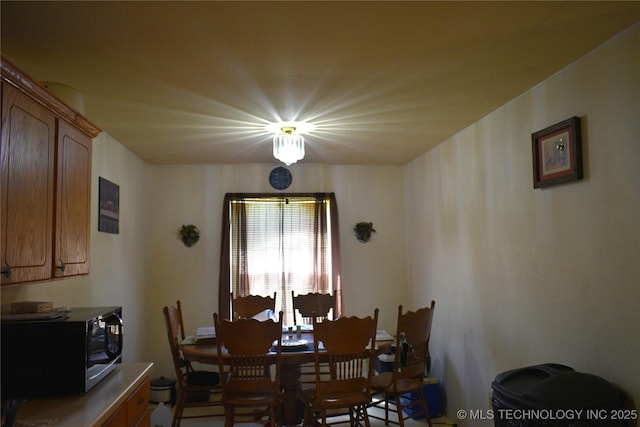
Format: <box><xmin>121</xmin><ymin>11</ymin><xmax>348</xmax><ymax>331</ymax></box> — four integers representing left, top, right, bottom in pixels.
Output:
<box><xmin>2</xmin><ymin>1</ymin><xmax>639</xmax><ymax>165</ymax></box>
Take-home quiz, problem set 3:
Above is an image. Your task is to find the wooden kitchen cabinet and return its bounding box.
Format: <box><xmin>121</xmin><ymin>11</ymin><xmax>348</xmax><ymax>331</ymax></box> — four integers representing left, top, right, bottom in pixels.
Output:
<box><xmin>14</xmin><ymin>363</ymin><xmax>153</xmax><ymax>427</ymax></box>
<box><xmin>54</xmin><ymin>119</ymin><xmax>93</xmax><ymax>277</ymax></box>
<box><xmin>1</xmin><ymin>82</ymin><xmax>56</xmax><ymax>283</ymax></box>
<box><xmin>1</xmin><ymin>56</ymin><xmax>100</xmax><ymax>285</ymax></box>
<box><xmin>102</xmin><ymin>404</ymin><xmax>128</xmax><ymax>427</ymax></box>
<box><xmin>126</xmin><ymin>377</ymin><xmax>151</xmax><ymax>427</ymax></box>
<box><xmin>102</xmin><ymin>377</ymin><xmax>151</xmax><ymax>427</ymax></box>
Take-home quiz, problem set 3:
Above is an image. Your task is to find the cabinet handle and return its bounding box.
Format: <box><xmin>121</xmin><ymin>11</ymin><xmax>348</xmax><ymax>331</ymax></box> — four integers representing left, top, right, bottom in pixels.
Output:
<box><xmin>1</xmin><ymin>264</ymin><xmax>10</xmax><ymax>278</ymax></box>
<box><xmin>56</xmin><ymin>262</ymin><xmax>66</xmax><ymax>272</ymax></box>
<box><xmin>137</xmin><ymin>396</ymin><xmax>145</xmax><ymax>404</ymax></box>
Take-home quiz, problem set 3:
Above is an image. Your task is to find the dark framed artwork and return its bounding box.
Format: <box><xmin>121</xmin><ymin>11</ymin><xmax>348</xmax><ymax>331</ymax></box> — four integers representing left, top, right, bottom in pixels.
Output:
<box><xmin>531</xmin><ymin>116</ymin><xmax>583</xmax><ymax>189</ymax></box>
<box><xmin>98</xmin><ymin>177</ymin><xmax>119</xmax><ymax>233</ymax></box>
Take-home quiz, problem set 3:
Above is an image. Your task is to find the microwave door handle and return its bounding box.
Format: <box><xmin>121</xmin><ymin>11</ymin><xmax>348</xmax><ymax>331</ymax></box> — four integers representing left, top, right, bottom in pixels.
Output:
<box><xmin>104</xmin><ymin>314</ymin><xmax>123</xmax><ymax>358</ymax></box>
<box><xmin>87</xmin><ymin>357</ymin><xmax>120</xmax><ymax>382</ymax></box>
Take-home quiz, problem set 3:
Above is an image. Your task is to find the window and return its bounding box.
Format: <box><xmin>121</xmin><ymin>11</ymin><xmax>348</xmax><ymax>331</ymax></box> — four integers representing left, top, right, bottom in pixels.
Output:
<box><xmin>219</xmin><ymin>193</ymin><xmax>342</xmax><ymax>325</ymax></box>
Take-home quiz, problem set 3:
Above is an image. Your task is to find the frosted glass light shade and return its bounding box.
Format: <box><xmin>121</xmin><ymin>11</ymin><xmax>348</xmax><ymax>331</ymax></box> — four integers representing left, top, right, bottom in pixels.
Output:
<box><xmin>273</xmin><ymin>127</ymin><xmax>305</xmax><ymax>165</ymax></box>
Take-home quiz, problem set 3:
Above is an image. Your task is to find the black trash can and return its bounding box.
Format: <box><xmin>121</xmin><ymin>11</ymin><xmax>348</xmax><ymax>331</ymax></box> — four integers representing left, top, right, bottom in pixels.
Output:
<box><xmin>491</xmin><ymin>363</ymin><xmax>623</xmax><ymax>427</ymax></box>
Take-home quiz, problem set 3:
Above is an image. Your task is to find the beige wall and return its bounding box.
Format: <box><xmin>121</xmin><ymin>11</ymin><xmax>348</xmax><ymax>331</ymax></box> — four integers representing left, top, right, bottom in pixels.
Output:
<box><xmin>405</xmin><ymin>23</ymin><xmax>640</xmax><ymax>424</ymax></box>
<box><xmin>142</xmin><ymin>163</ymin><xmax>408</xmax><ymax>376</ymax></box>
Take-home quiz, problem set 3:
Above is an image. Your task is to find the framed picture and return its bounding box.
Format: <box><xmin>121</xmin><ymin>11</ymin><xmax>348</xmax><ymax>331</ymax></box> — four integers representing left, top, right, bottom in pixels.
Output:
<box><xmin>531</xmin><ymin>116</ymin><xmax>583</xmax><ymax>188</ymax></box>
<box><xmin>98</xmin><ymin>177</ymin><xmax>119</xmax><ymax>233</ymax></box>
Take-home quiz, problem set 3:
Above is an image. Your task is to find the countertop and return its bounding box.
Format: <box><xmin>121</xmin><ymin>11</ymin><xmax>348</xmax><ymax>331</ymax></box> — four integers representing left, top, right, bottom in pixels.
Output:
<box><xmin>12</xmin><ymin>362</ymin><xmax>153</xmax><ymax>427</ymax></box>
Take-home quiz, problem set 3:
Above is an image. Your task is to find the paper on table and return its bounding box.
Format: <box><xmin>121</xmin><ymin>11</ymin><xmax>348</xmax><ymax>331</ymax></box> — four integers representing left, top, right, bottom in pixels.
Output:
<box><xmin>376</xmin><ymin>330</ymin><xmax>394</xmax><ymax>341</ymax></box>
<box><xmin>282</xmin><ymin>324</ymin><xmax>313</xmax><ymax>332</ymax></box>
<box><xmin>181</xmin><ymin>336</ymin><xmax>196</xmax><ymax>345</ymax></box>
<box><xmin>195</xmin><ymin>326</ymin><xmax>216</xmax><ymax>338</ymax></box>
<box><xmin>190</xmin><ymin>326</ymin><xmax>216</xmax><ymax>344</ymax></box>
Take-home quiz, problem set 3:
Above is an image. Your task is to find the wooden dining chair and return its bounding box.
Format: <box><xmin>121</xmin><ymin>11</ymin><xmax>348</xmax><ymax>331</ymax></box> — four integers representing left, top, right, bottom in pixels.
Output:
<box><xmin>231</xmin><ymin>292</ymin><xmax>277</xmax><ymax>319</ymax></box>
<box><xmin>174</xmin><ymin>300</ymin><xmax>196</xmax><ymax>371</ymax></box>
<box><xmin>368</xmin><ymin>301</ymin><xmax>436</xmax><ymax>427</ymax></box>
<box><xmin>291</xmin><ymin>291</ymin><xmax>336</xmax><ymax>325</ymax></box>
<box><xmin>302</xmin><ymin>309</ymin><xmax>379</xmax><ymax>427</ymax></box>
<box><xmin>163</xmin><ymin>303</ymin><xmax>222</xmax><ymax>427</ymax></box>
<box><xmin>213</xmin><ymin>312</ymin><xmax>283</xmax><ymax>427</ymax></box>
<box><xmin>291</xmin><ymin>291</ymin><xmax>336</xmax><ymax>390</ymax></box>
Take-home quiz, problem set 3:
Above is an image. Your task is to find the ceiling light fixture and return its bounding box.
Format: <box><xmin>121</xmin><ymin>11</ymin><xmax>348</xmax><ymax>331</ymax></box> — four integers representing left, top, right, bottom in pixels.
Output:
<box><xmin>273</xmin><ymin>126</ymin><xmax>305</xmax><ymax>165</ymax></box>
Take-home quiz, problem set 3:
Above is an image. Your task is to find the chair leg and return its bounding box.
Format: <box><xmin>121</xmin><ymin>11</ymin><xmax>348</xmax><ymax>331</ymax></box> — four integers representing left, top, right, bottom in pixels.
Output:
<box><xmin>224</xmin><ymin>406</ymin><xmax>234</xmax><ymax>427</ymax></box>
<box><xmin>304</xmin><ymin>403</ymin><xmax>315</xmax><ymax>427</ymax></box>
<box><xmin>269</xmin><ymin>405</ymin><xmax>277</xmax><ymax>427</ymax></box>
<box><xmin>351</xmin><ymin>404</ymin><xmax>370</xmax><ymax>427</ymax></box>
<box><xmin>362</xmin><ymin>404</ymin><xmax>371</xmax><ymax>427</ymax></box>
<box><xmin>277</xmin><ymin>401</ymin><xmax>283</xmax><ymax>427</ymax></box>
<box><xmin>393</xmin><ymin>394</ymin><xmax>405</xmax><ymax>427</ymax></box>
<box><xmin>172</xmin><ymin>393</ymin><xmax>185</xmax><ymax>427</ymax></box>
<box><xmin>384</xmin><ymin>393</ymin><xmax>390</xmax><ymax>425</ymax></box>
<box><xmin>349</xmin><ymin>407</ymin><xmax>355</xmax><ymax>427</ymax></box>
<box><xmin>417</xmin><ymin>388</ymin><xmax>433</xmax><ymax>427</ymax></box>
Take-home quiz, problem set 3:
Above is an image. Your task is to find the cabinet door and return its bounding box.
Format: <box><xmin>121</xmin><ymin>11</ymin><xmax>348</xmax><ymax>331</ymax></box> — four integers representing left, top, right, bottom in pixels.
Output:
<box><xmin>54</xmin><ymin>120</ymin><xmax>92</xmax><ymax>277</ymax></box>
<box><xmin>1</xmin><ymin>83</ymin><xmax>55</xmax><ymax>285</ymax></box>
<box><xmin>137</xmin><ymin>412</ymin><xmax>151</xmax><ymax>427</ymax></box>
<box><xmin>126</xmin><ymin>378</ymin><xmax>151</xmax><ymax>427</ymax></box>
<box><xmin>101</xmin><ymin>403</ymin><xmax>127</xmax><ymax>427</ymax></box>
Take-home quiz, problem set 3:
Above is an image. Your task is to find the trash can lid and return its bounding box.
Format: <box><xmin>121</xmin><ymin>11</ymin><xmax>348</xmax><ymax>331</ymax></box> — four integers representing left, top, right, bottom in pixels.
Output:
<box><xmin>151</xmin><ymin>376</ymin><xmax>176</xmax><ymax>388</ymax></box>
<box><xmin>491</xmin><ymin>363</ymin><xmax>620</xmax><ymax>409</ymax></box>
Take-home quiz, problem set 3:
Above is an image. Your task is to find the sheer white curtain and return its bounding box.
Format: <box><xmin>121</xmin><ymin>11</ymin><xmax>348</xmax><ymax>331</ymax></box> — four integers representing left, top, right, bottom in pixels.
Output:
<box><xmin>219</xmin><ymin>193</ymin><xmax>342</xmax><ymax>325</ymax></box>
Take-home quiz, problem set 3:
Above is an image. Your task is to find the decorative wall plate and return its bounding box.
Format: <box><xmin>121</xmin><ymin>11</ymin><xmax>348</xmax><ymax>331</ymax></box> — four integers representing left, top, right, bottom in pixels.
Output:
<box><xmin>354</xmin><ymin>222</ymin><xmax>376</xmax><ymax>243</ymax></box>
<box><xmin>180</xmin><ymin>224</ymin><xmax>200</xmax><ymax>247</ymax></box>
<box><xmin>269</xmin><ymin>167</ymin><xmax>292</xmax><ymax>190</ymax></box>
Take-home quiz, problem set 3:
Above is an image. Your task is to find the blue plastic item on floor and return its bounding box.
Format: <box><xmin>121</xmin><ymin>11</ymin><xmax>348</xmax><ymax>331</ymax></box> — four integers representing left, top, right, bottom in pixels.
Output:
<box><xmin>400</xmin><ymin>376</ymin><xmax>441</xmax><ymax>419</ymax></box>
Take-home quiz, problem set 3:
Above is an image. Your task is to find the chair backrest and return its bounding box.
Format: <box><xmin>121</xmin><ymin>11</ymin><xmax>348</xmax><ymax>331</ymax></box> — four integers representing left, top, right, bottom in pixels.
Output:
<box><xmin>392</xmin><ymin>301</ymin><xmax>435</xmax><ymax>382</ymax></box>
<box><xmin>213</xmin><ymin>312</ymin><xmax>283</xmax><ymax>397</ymax></box>
<box><xmin>163</xmin><ymin>304</ymin><xmax>191</xmax><ymax>388</ymax></box>
<box><xmin>231</xmin><ymin>292</ymin><xmax>276</xmax><ymax>319</ymax></box>
<box><xmin>311</xmin><ymin>309</ymin><xmax>379</xmax><ymax>396</ymax></box>
<box><xmin>291</xmin><ymin>291</ymin><xmax>335</xmax><ymax>325</ymax></box>
<box><xmin>176</xmin><ymin>300</ymin><xmax>188</xmax><ymax>340</ymax></box>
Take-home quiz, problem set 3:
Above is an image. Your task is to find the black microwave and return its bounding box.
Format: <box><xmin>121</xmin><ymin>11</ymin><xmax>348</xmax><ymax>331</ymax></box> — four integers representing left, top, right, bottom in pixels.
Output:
<box><xmin>1</xmin><ymin>306</ymin><xmax>123</xmax><ymax>398</ymax></box>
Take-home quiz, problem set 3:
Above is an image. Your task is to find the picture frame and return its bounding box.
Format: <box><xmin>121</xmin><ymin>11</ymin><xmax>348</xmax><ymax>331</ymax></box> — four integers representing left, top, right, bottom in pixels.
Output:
<box><xmin>531</xmin><ymin>116</ymin><xmax>583</xmax><ymax>189</ymax></box>
<box><xmin>98</xmin><ymin>177</ymin><xmax>119</xmax><ymax>233</ymax></box>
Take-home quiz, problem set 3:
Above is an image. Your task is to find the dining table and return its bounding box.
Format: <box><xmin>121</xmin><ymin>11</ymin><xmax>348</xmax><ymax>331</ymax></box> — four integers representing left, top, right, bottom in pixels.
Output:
<box><xmin>181</xmin><ymin>328</ymin><xmax>394</xmax><ymax>426</ymax></box>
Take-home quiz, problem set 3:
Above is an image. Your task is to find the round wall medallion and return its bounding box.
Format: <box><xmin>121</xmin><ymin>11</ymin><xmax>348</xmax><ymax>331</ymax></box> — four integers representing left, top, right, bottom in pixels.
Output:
<box><xmin>269</xmin><ymin>167</ymin><xmax>292</xmax><ymax>190</ymax></box>
<box><xmin>179</xmin><ymin>224</ymin><xmax>200</xmax><ymax>247</ymax></box>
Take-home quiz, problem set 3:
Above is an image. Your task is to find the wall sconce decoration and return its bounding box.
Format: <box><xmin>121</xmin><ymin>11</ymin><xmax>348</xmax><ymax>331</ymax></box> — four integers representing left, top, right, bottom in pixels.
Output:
<box><xmin>179</xmin><ymin>224</ymin><xmax>200</xmax><ymax>247</ymax></box>
<box><xmin>354</xmin><ymin>222</ymin><xmax>376</xmax><ymax>243</ymax></box>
